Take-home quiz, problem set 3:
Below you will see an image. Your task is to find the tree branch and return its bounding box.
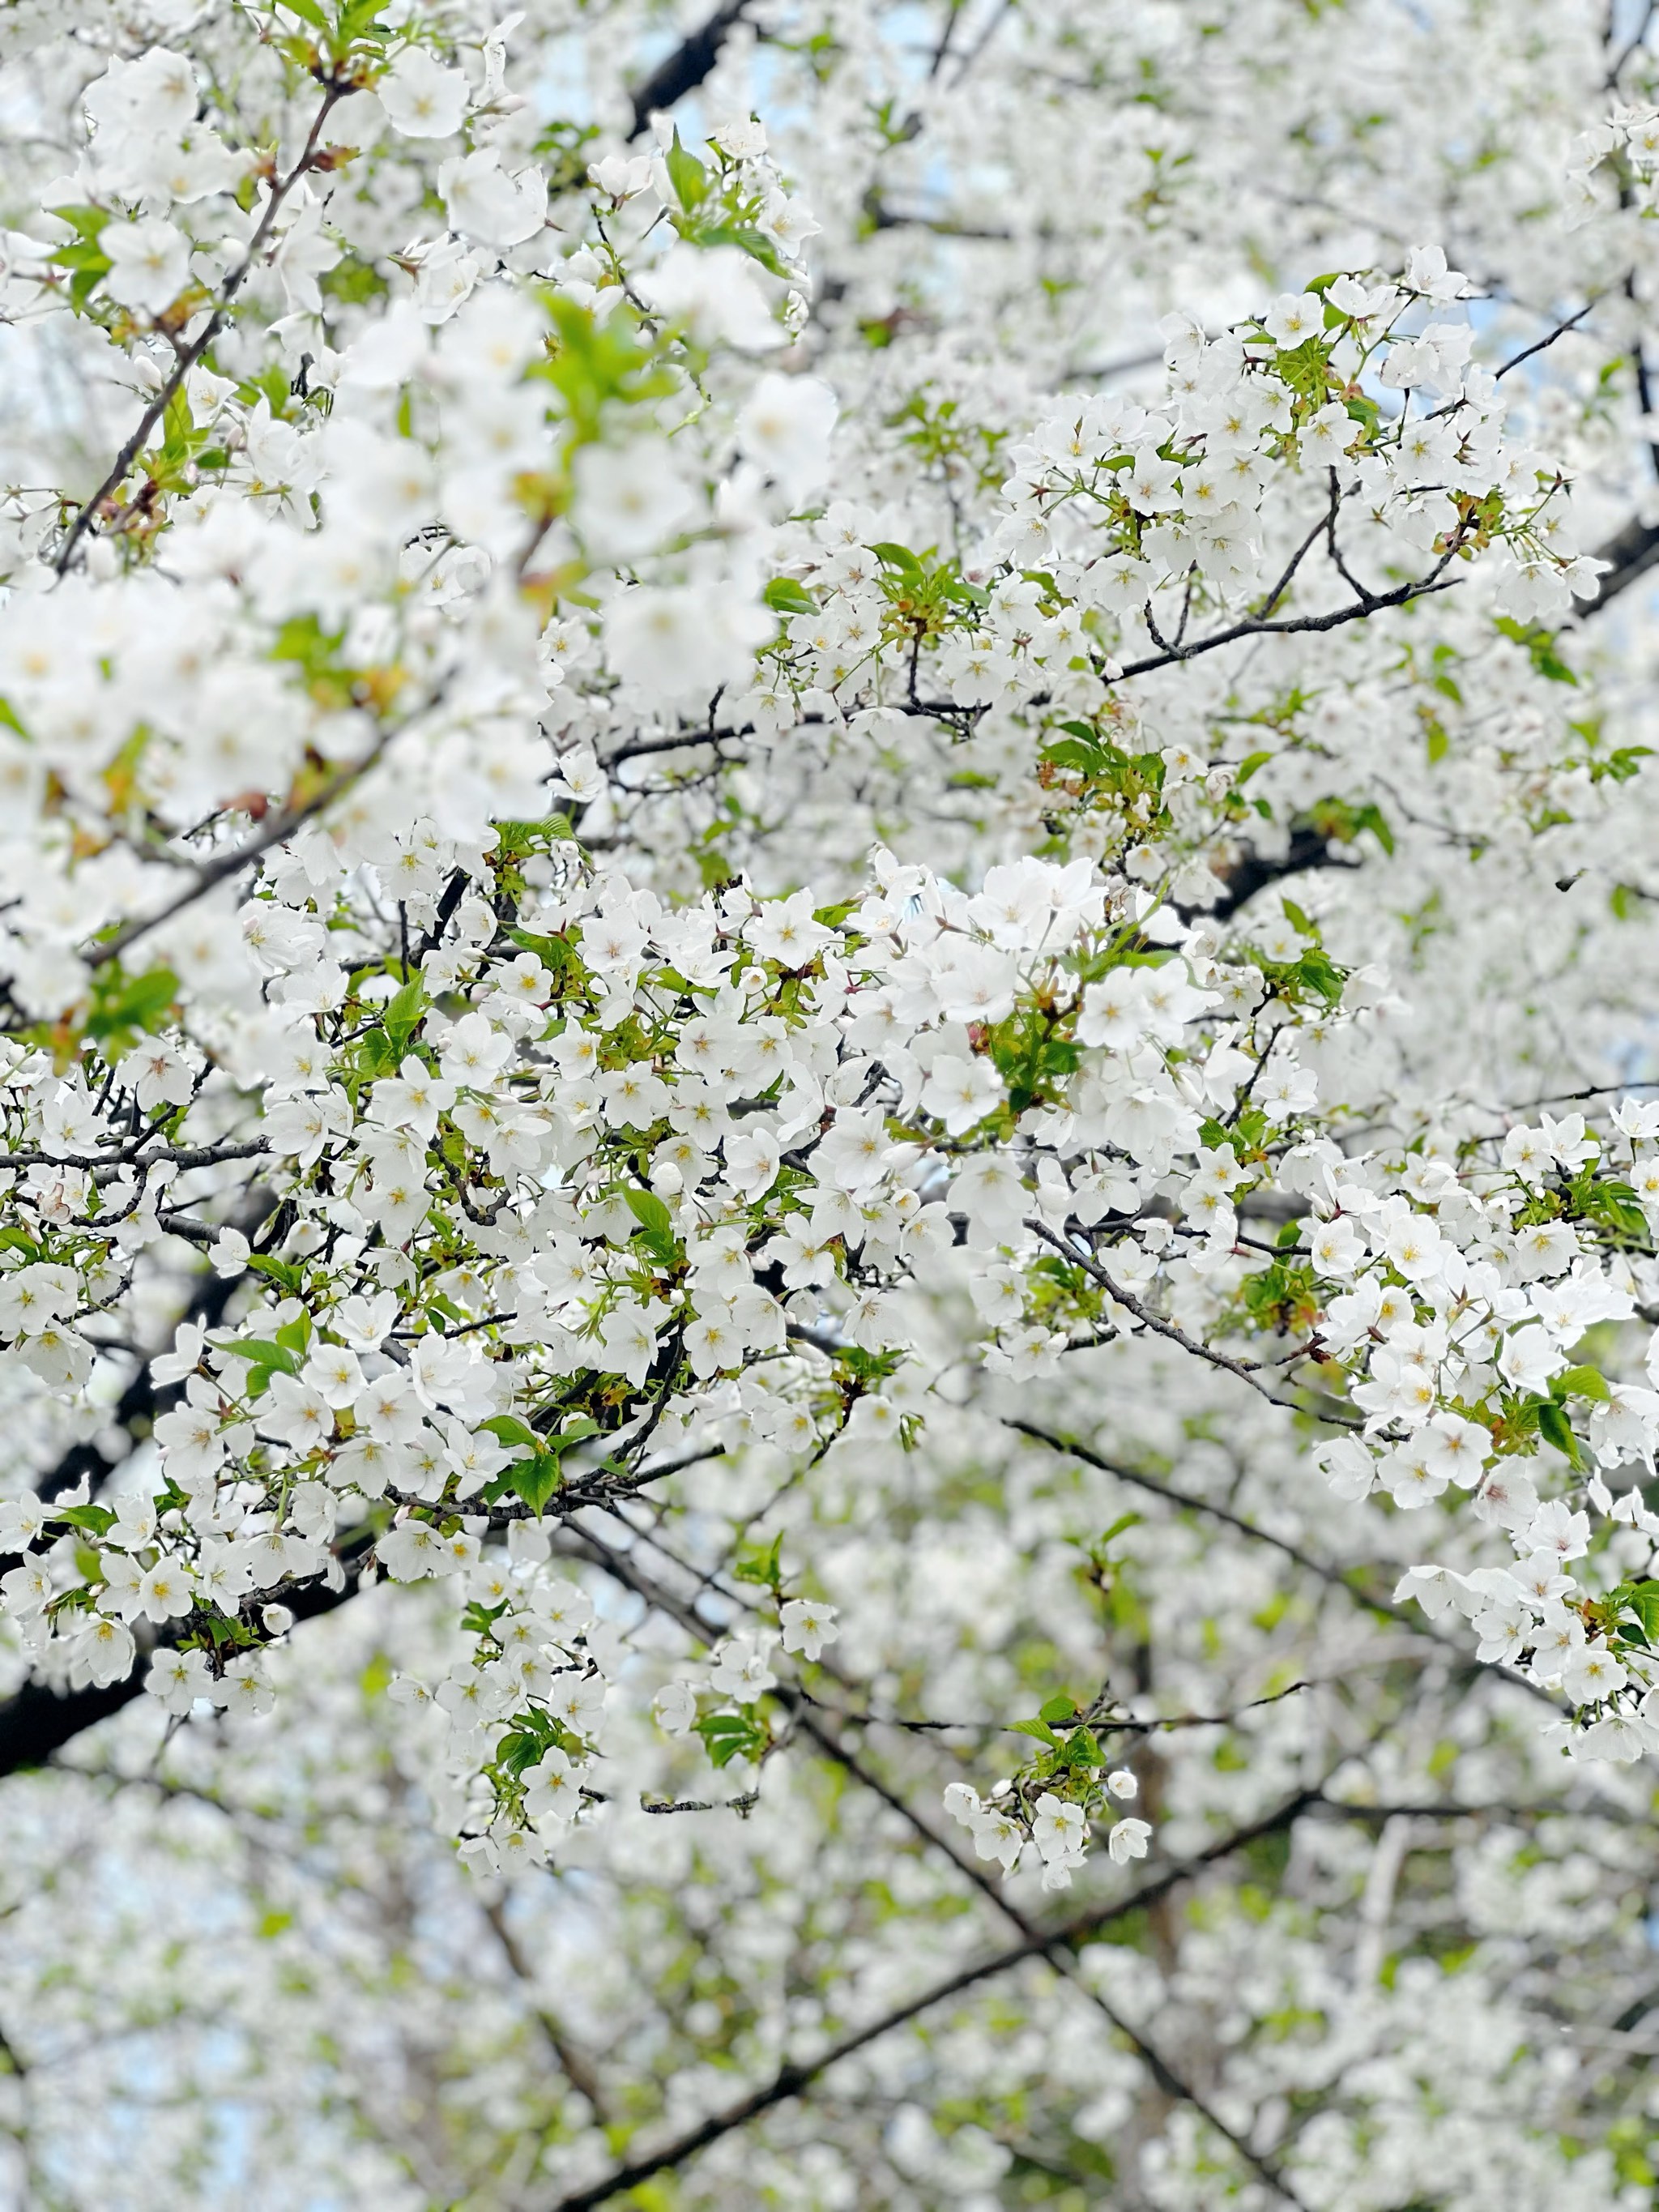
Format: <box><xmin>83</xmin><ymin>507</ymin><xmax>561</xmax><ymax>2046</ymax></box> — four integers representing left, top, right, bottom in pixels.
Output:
<box><xmin>626</xmin><ymin>2</ymin><xmax>753</xmax><ymax>139</ymax></box>
<box><xmin>567</xmin><ymin>1522</ymin><xmax>1315</xmax><ymax>2206</ymax></box>
<box><xmin>1004</xmin><ymin>1419</ymin><xmax>1566</xmax><ymax>1714</ymax></box>
<box><xmin>1024</xmin><ymin>1221</ymin><xmax>1349</xmax><ymax>1420</ymax></box>
<box><xmin>535</xmin><ymin>1777</ymin><xmax>1328</xmax><ymax>2212</ymax></box>
<box><xmin>52</xmin><ymin>82</ymin><xmax>348</xmax><ymax>576</ymax></box>
<box><xmin>83</xmin><ymin>728</ymin><xmax>397</xmax><ymax>972</ymax></box>
<box><xmin>1205</xmin><ymin>823</ymin><xmax>1363</xmax><ymax>923</ymax></box>
<box><xmin>1582</xmin><ymin>509</ymin><xmax>1659</xmax><ymax>613</ymax></box>
<box><xmin>1113</xmin><ymin>566</ymin><xmax>1458</xmax><ymax>683</ymax></box>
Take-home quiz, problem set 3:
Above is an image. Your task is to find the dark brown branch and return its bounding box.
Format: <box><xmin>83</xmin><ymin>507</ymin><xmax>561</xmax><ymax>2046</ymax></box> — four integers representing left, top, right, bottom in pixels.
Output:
<box><xmin>1205</xmin><ymin>823</ymin><xmax>1363</xmax><ymax>923</ymax></box>
<box><xmin>626</xmin><ymin>2</ymin><xmax>753</xmax><ymax>139</ymax></box>
<box><xmin>0</xmin><ymin>1437</ymin><xmax>713</xmax><ymax>1779</ymax></box>
<box><xmin>0</xmin><ymin>1548</ymin><xmax>366</xmax><ymax>1780</ymax></box>
<box><xmin>84</xmin><ymin>727</ymin><xmax>396</xmax><ymax>971</ymax></box>
<box><xmin>536</xmin><ymin>1778</ymin><xmax>1326</xmax><ymax>2212</ymax></box>
<box><xmin>1114</xmin><ymin>566</ymin><xmax>1458</xmax><ymax>682</ymax></box>
<box><xmin>53</xmin><ymin>83</ymin><xmax>348</xmax><ymax>575</ymax></box>
<box><xmin>1583</xmin><ymin>509</ymin><xmax>1659</xmax><ymax>612</ymax></box>
<box><xmin>1493</xmin><ymin>301</ymin><xmax>1597</xmax><ymax>382</ymax></box>
<box><xmin>1</xmin><ymin>1136</ymin><xmax>269</xmax><ymax>1176</ymax></box>
<box><xmin>601</xmin><ymin>726</ymin><xmax>739</xmax><ymax>768</ymax></box>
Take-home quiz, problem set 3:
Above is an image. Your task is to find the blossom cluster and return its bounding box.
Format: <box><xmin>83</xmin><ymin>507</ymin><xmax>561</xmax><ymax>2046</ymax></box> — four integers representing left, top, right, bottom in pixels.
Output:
<box><xmin>2</xmin><ymin>2</ymin><xmax>1656</xmax><ymax>1909</ymax></box>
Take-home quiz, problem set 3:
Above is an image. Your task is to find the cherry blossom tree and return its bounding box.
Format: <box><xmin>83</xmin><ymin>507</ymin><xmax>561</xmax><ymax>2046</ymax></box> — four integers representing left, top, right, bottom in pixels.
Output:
<box><xmin>4</xmin><ymin>1</ymin><xmax>1659</xmax><ymax>2205</ymax></box>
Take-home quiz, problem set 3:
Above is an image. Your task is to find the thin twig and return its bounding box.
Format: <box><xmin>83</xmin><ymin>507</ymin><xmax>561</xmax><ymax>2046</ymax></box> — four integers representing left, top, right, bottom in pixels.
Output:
<box><xmin>1492</xmin><ymin>300</ymin><xmax>1597</xmax><ymax>382</ymax></box>
<box><xmin>53</xmin><ymin>83</ymin><xmax>348</xmax><ymax>575</ymax></box>
<box><xmin>1115</xmin><ymin>567</ymin><xmax>1458</xmax><ymax>683</ymax></box>
<box><xmin>83</xmin><ymin>728</ymin><xmax>397</xmax><ymax>971</ymax></box>
<box><xmin>1025</xmin><ymin>1219</ymin><xmax>1351</xmax><ymax>1420</ymax></box>
<box><xmin>1004</xmin><ymin>1419</ymin><xmax>1566</xmax><ymax>1715</ymax></box>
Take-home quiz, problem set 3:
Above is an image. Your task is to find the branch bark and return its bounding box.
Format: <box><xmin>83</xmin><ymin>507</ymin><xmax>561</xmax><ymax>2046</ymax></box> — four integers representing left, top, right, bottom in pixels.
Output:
<box><xmin>565</xmin><ymin>1522</ymin><xmax>1316</xmax><ymax>2207</ymax></box>
<box><xmin>626</xmin><ymin>2</ymin><xmax>753</xmax><ymax>139</ymax></box>
<box><xmin>0</xmin><ymin>1551</ymin><xmax>366</xmax><ymax>1779</ymax></box>
<box><xmin>1582</xmin><ymin>510</ymin><xmax>1659</xmax><ymax>613</ymax></box>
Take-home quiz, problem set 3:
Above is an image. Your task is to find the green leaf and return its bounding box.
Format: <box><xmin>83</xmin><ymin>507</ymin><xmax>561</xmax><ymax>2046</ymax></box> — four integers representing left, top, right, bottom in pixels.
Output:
<box><xmin>1008</xmin><ymin>1718</ymin><xmax>1064</xmax><ymax>1747</ymax></box>
<box><xmin>202</xmin><ymin>1610</ymin><xmax>254</xmax><ymax>1648</ymax></box>
<box><xmin>506</xmin><ymin>928</ymin><xmax>573</xmax><ymax>969</ymax></box>
<box><xmin>86</xmin><ymin>966</ymin><xmax>180</xmax><ymax>1044</ymax></box>
<box><xmin>217</xmin><ymin>1337</ymin><xmax>301</xmax><ymax>1376</ymax></box>
<box><xmin>1554</xmin><ymin>1364</ymin><xmax>1610</xmax><ymax>1403</ymax></box>
<box><xmin>1622</xmin><ymin>1584</ymin><xmax>1659</xmax><ymax>1646</ymax></box>
<box><xmin>732</xmin><ymin>1534</ymin><xmax>785</xmax><ymax>1591</ymax></box>
<box><xmin>1611</xmin><ymin>882</ymin><xmax>1647</xmax><ymax>921</ymax></box>
<box><xmin>382</xmin><ymin>976</ymin><xmax>426</xmax><ymax>1054</ymax></box>
<box><xmin>49</xmin><ymin>240</ymin><xmax>114</xmax><ymax>274</ymax></box>
<box><xmin>56</xmin><ymin>1503</ymin><xmax>117</xmax><ymax>1536</ymax></box>
<box><xmin>665</xmin><ymin>130</ymin><xmax>710</xmax><ymax>211</ymax></box>
<box><xmin>1351</xmin><ymin>800</ymin><xmax>1396</xmax><ymax>856</ymax></box>
<box><xmin>493</xmin><ymin>1726</ymin><xmax>550</xmax><ymax>1777</ymax></box>
<box><xmin>1494</xmin><ymin>616</ymin><xmax>1578</xmax><ymax>686</ymax></box>
<box><xmin>1043</xmin><ymin>738</ymin><xmax>1106</xmax><ymax>778</ymax></box>
<box><xmin>337</xmin><ymin>0</ymin><xmax>391</xmax><ymax>47</ymax></box>
<box><xmin>622</xmin><ymin>1185</ymin><xmax>672</xmax><ymax>1238</ymax></box>
<box><xmin>507</xmin><ymin>1454</ymin><xmax>563</xmax><ymax>1513</ymax></box>
<box><xmin>548</xmin><ymin>1416</ymin><xmax>600</xmax><ymax>1457</ymax></box>
<box><xmin>1094</xmin><ymin>1510</ymin><xmax>1142</xmax><ymax>1548</ymax></box>
<box><xmin>694</xmin><ymin>1707</ymin><xmax>769</xmax><ymax>1768</ymax></box>
<box><xmin>49</xmin><ymin>204</ymin><xmax>115</xmax><ymax>246</ymax></box>
<box><xmin>480</xmin><ymin>1413</ymin><xmax>539</xmax><ymax>1452</ymax></box>
<box><xmin>275</xmin><ymin>1313</ymin><xmax>312</xmax><ymax>1359</ymax></box>
<box><xmin>1038</xmin><ymin>1694</ymin><xmax>1079</xmax><ymax>1726</ymax></box>
<box><xmin>867</xmin><ymin>540</ymin><xmax>928</xmax><ymax>581</ymax></box>
<box><xmin>764</xmin><ymin>576</ymin><xmax>818</xmax><ymax>616</ymax></box>
<box><xmin>1535</xmin><ymin>1397</ymin><xmax>1583</xmax><ymax>1468</ymax></box>
<box><xmin>623</xmin><ymin>1185</ymin><xmax>679</xmax><ymax>1264</ymax></box>
<box><xmin>1287</xmin><ymin>947</ymin><xmax>1346</xmax><ymax>1006</ymax></box>
<box><xmin>680</xmin><ymin>217</ymin><xmax>791</xmax><ymax>278</ymax></box>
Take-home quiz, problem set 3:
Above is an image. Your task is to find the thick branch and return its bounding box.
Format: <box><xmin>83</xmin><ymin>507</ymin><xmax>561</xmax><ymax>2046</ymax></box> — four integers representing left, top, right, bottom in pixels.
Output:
<box><xmin>0</xmin><ymin>1544</ymin><xmax>368</xmax><ymax>1779</ymax></box>
<box><xmin>1205</xmin><ymin>823</ymin><xmax>1363</xmax><ymax>923</ymax></box>
<box><xmin>626</xmin><ymin>2</ymin><xmax>753</xmax><ymax>139</ymax></box>
<box><xmin>0</xmin><ymin>1442</ymin><xmax>710</xmax><ymax>1779</ymax></box>
<box><xmin>1583</xmin><ymin>510</ymin><xmax>1659</xmax><ymax>613</ymax></box>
